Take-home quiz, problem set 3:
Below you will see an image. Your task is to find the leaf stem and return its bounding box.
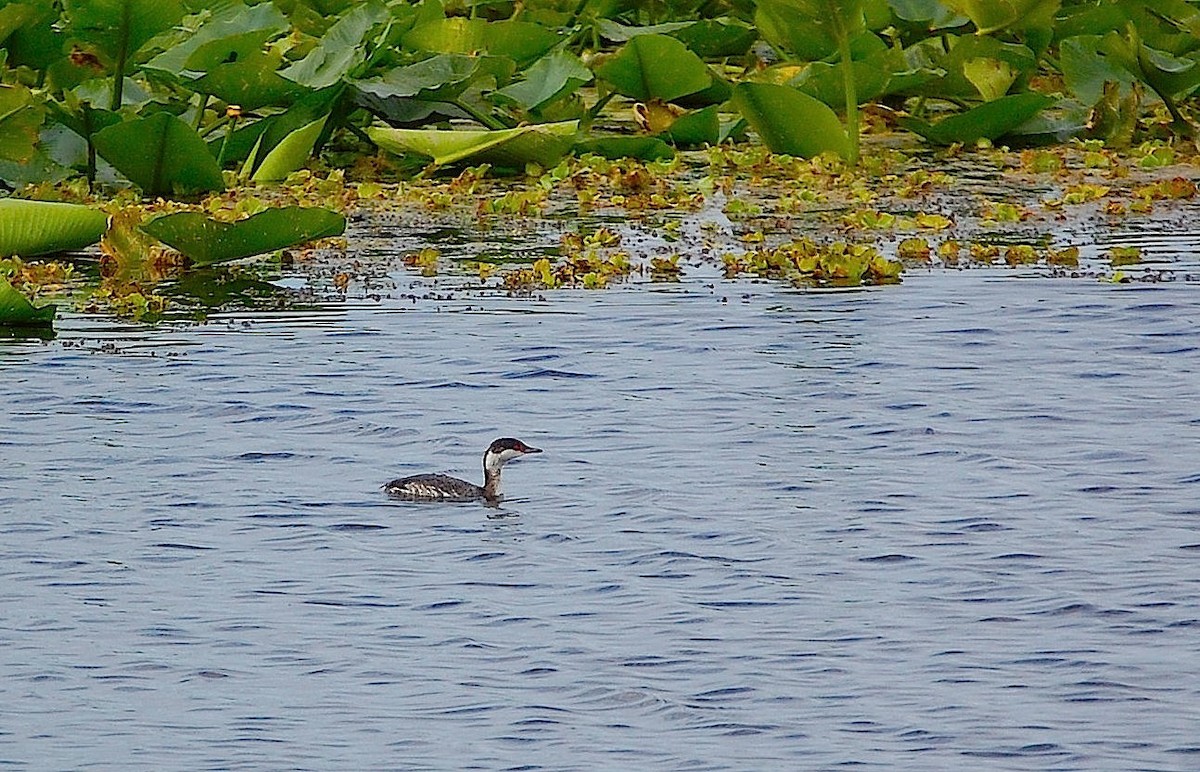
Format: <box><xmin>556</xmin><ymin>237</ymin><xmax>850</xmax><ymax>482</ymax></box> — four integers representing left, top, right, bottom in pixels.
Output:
<box><xmin>831</xmin><ymin>9</ymin><xmax>859</xmax><ymax>164</ymax></box>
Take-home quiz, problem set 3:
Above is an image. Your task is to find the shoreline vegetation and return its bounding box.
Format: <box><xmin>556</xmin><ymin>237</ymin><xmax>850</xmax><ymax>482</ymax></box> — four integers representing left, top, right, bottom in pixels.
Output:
<box><xmin>1</xmin><ymin>0</ymin><xmax>1199</xmax><ymax>327</ymax></box>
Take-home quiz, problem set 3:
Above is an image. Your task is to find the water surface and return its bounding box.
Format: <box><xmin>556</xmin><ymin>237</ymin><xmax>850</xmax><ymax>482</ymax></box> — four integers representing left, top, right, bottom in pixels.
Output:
<box><xmin>2</xmin><ymin>267</ymin><xmax>1199</xmax><ymax>769</ymax></box>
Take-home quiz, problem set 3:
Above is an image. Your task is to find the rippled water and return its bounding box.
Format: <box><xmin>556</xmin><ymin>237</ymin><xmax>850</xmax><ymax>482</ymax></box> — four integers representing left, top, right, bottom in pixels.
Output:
<box><xmin>3</xmin><ymin>261</ymin><xmax>1200</xmax><ymax>769</ymax></box>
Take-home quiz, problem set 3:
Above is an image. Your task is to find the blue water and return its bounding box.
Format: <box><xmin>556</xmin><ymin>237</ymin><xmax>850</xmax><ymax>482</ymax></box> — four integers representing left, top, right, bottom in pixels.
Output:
<box><xmin>2</xmin><ymin>268</ymin><xmax>1199</xmax><ymax>769</ymax></box>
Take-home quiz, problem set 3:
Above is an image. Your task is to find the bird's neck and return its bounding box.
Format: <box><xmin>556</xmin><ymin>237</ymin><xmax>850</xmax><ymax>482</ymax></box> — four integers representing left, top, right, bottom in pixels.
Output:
<box><xmin>482</xmin><ymin>463</ymin><xmax>502</xmax><ymax>499</ymax></box>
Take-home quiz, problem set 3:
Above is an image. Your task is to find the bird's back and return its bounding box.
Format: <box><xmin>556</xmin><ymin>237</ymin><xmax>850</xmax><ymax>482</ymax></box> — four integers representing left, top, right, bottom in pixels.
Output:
<box><xmin>384</xmin><ymin>473</ymin><xmax>484</xmax><ymax>501</ymax></box>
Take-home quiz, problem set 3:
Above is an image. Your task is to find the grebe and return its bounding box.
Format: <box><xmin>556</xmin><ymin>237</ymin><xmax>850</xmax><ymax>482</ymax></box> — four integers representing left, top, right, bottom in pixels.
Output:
<box><xmin>384</xmin><ymin>438</ymin><xmax>542</xmax><ymax>502</ymax></box>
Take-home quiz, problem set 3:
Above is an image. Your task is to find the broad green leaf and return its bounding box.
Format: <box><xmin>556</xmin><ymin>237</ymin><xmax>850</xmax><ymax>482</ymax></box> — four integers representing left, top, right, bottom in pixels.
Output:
<box><xmin>352</xmin><ymin>93</ymin><xmax>469</xmax><ymax>128</ymax></box>
<box><xmin>93</xmin><ymin>113</ymin><xmax>225</xmax><ymax>197</ymax></box>
<box><xmin>673</xmin><ymin>19</ymin><xmax>758</xmax><ymax>58</ymax></box>
<box><xmin>3</xmin><ymin>0</ymin><xmax>63</xmax><ymax>72</ymax></box>
<box><xmin>0</xmin><ymin>4</ymin><xmax>36</xmax><ymax>44</ymax></box>
<box><xmin>0</xmin><ymin>198</ymin><xmax>107</xmax><ymax>257</ymax></box>
<box><xmin>142</xmin><ymin>207</ymin><xmax>346</xmax><ymax>265</ymax></box>
<box><xmin>899</xmin><ymin>92</ymin><xmax>1055</xmax><ymax>144</ymax></box>
<box><xmin>754</xmin><ymin>0</ymin><xmax>866</xmax><ymax>61</ymax></box>
<box><xmin>675</xmin><ymin>70</ymin><xmax>733</xmax><ymax>108</ymax></box>
<box><xmin>250</xmin><ymin>115</ymin><xmax>328</xmax><ymax>182</ymax></box>
<box><xmin>0</xmin><ymin>84</ymin><xmax>44</xmax><ymax>163</ymax></box>
<box><xmin>355</xmin><ymin>54</ymin><xmax>513</xmax><ymax>103</ymax></box>
<box><xmin>144</xmin><ymin>2</ymin><xmax>290</xmax><ymax>75</ymax></box>
<box><xmin>573</xmin><ymin>136</ymin><xmax>675</xmax><ymax>161</ymax></box>
<box><xmin>942</xmin><ymin>0</ymin><xmax>1059</xmax><ymax>34</ymax></box>
<box><xmin>0</xmin><ymin>276</ymin><xmax>55</xmax><ymax>327</ymax></box>
<box><xmin>732</xmin><ymin>82</ymin><xmax>851</xmax><ymax>160</ymax></box>
<box><xmin>368</xmin><ymin>120</ymin><xmax>577</xmax><ymax>168</ymax></box>
<box><xmin>888</xmin><ymin>0</ymin><xmax>967</xmax><ymax>28</ymax></box>
<box><xmin>494</xmin><ymin>51</ymin><xmax>591</xmax><ymax>113</ymax></box>
<box><xmin>595</xmin><ymin>19</ymin><xmax>694</xmax><ymax>42</ymax></box>
<box><xmin>665</xmin><ymin>105</ymin><xmax>720</xmax><ymax>147</ymax></box>
<box><xmin>911</xmin><ymin>36</ymin><xmax>1037</xmax><ymax>98</ymax></box>
<box><xmin>63</xmin><ymin>0</ymin><xmax>185</xmax><ymax>106</ymax></box>
<box><xmin>1052</xmin><ymin>3</ymin><xmax>1126</xmax><ymax>40</ymax></box>
<box><xmin>795</xmin><ymin>47</ymin><xmax>914</xmax><ymax>107</ymax></box>
<box><xmin>594</xmin><ymin>34</ymin><xmax>711</xmax><ymax>103</ymax></box>
<box><xmin>63</xmin><ymin>0</ymin><xmax>185</xmax><ymax>66</ymax></box>
<box><xmin>240</xmin><ymin>86</ymin><xmax>342</xmax><ymax>173</ymax></box>
<box><xmin>402</xmin><ymin>19</ymin><xmax>560</xmax><ymax>67</ymax></box>
<box><xmin>281</xmin><ymin>0</ymin><xmax>389</xmax><ymax>89</ymax></box>
<box><xmin>192</xmin><ymin>50</ymin><xmax>306</xmax><ymax>110</ymax></box>
<box><xmin>963</xmin><ymin>57</ymin><xmax>1018</xmax><ymax>101</ymax></box>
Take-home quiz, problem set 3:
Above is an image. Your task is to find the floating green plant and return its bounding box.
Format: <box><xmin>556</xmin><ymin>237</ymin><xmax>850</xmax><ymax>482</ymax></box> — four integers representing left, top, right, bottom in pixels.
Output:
<box><xmin>723</xmin><ymin>239</ymin><xmax>902</xmax><ymax>287</ymax></box>
<box><xmin>0</xmin><ymin>276</ymin><xmax>56</xmax><ymax>327</ymax></box>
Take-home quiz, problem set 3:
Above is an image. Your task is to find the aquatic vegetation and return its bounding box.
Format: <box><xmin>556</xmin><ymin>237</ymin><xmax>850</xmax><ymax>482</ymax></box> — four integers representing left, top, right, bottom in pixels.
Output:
<box><xmin>4</xmin><ymin>0</ymin><xmax>1200</xmax><ymax>323</ymax></box>
<box><xmin>1110</xmin><ymin>245</ymin><xmax>1143</xmax><ymax>265</ymax></box>
<box><xmin>0</xmin><ymin>275</ymin><xmax>55</xmax><ymax>326</ymax></box>
<box><xmin>0</xmin><ymin>0</ymin><xmax>1196</xmax><ymax>201</ymax></box>
<box><xmin>0</xmin><ymin>199</ymin><xmax>107</xmax><ymax>257</ymax></box>
<box><xmin>723</xmin><ymin>239</ymin><xmax>902</xmax><ymax>288</ymax></box>
<box><xmin>141</xmin><ymin>207</ymin><xmax>346</xmax><ymax>265</ymax></box>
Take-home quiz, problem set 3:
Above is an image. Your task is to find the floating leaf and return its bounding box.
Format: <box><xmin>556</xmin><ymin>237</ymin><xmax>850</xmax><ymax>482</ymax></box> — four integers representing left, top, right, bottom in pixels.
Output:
<box><xmin>62</xmin><ymin>0</ymin><xmax>186</xmax><ymax>107</ymax></box>
<box><xmin>666</xmin><ymin>105</ymin><xmax>720</xmax><ymax>147</ymax></box>
<box><xmin>942</xmin><ymin>0</ymin><xmax>1060</xmax><ymax>35</ymax></box>
<box><xmin>93</xmin><ymin>112</ymin><xmax>225</xmax><ymax>197</ymax></box>
<box><xmin>402</xmin><ymin>19</ymin><xmax>560</xmax><ymax>67</ymax></box>
<box><xmin>494</xmin><ymin>51</ymin><xmax>591</xmax><ymax>114</ymax></box>
<box><xmin>249</xmin><ymin>115</ymin><xmax>328</xmax><ymax>182</ymax></box>
<box><xmin>281</xmin><ymin>0</ymin><xmax>389</xmax><ymax>89</ymax></box>
<box><xmin>143</xmin><ymin>2</ymin><xmax>290</xmax><ymax>75</ymax></box>
<box><xmin>900</xmin><ymin>92</ymin><xmax>1056</xmax><ymax>145</ymax></box>
<box><xmin>573</xmin><ymin>136</ymin><xmax>675</xmax><ymax>161</ymax></box>
<box><xmin>731</xmin><ymin>82</ymin><xmax>850</xmax><ymax>159</ymax></box>
<box><xmin>141</xmin><ymin>207</ymin><xmax>346</xmax><ymax>265</ymax></box>
<box><xmin>594</xmin><ymin>34</ymin><xmax>711</xmax><ymax>103</ymax></box>
<box><xmin>0</xmin><ymin>276</ymin><xmax>55</xmax><ymax>326</ymax></box>
<box><xmin>0</xmin><ymin>83</ymin><xmax>44</xmax><ymax>164</ymax></box>
<box><xmin>368</xmin><ymin>120</ymin><xmax>577</xmax><ymax>168</ymax></box>
<box><xmin>0</xmin><ymin>198</ymin><xmax>107</xmax><ymax>257</ymax></box>
<box><xmin>191</xmin><ymin>50</ymin><xmax>306</xmax><ymax>111</ymax></box>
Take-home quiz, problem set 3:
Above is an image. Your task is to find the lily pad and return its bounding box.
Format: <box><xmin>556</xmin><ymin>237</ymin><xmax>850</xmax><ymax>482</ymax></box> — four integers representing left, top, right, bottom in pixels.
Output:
<box><xmin>93</xmin><ymin>112</ymin><xmax>225</xmax><ymax>197</ymax></box>
<box><xmin>594</xmin><ymin>34</ymin><xmax>711</xmax><ymax>103</ymax></box>
<box><xmin>248</xmin><ymin>114</ymin><xmax>329</xmax><ymax>182</ymax></box>
<box><xmin>402</xmin><ymin>19</ymin><xmax>560</xmax><ymax>67</ymax></box>
<box><xmin>141</xmin><ymin>206</ymin><xmax>346</xmax><ymax>265</ymax></box>
<box><xmin>574</xmin><ymin>136</ymin><xmax>675</xmax><ymax>161</ymax></box>
<box><xmin>0</xmin><ymin>198</ymin><xmax>108</xmax><ymax>257</ymax></box>
<box><xmin>900</xmin><ymin>92</ymin><xmax>1056</xmax><ymax>145</ymax></box>
<box><xmin>280</xmin><ymin>0</ymin><xmax>389</xmax><ymax>89</ymax></box>
<box><xmin>0</xmin><ymin>276</ymin><xmax>55</xmax><ymax>326</ymax></box>
<box><xmin>368</xmin><ymin>120</ymin><xmax>577</xmax><ymax>168</ymax></box>
<box><xmin>732</xmin><ymin>82</ymin><xmax>851</xmax><ymax>160</ymax></box>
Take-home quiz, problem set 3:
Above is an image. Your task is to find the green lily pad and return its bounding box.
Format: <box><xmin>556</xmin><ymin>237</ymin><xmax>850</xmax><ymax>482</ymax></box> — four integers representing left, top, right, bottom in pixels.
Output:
<box><xmin>0</xmin><ymin>83</ymin><xmax>44</xmax><ymax>164</ymax></box>
<box><xmin>368</xmin><ymin>120</ymin><xmax>578</xmax><ymax>168</ymax></box>
<box><xmin>666</xmin><ymin>105</ymin><xmax>720</xmax><ymax>147</ymax></box>
<box><xmin>594</xmin><ymin>34</ymin><xmax>711</xmax><ymax>103</ymax></box>
<box><xmin>248</xmin><ymin>114</ymin><xmax>328</xmax><ymax>182</ymax></box>
<box><xmin>0</xmin><ymin>198</ymin><xmax>108</xmax><ymax>257</ymax></box>
<box><xmin>900</xmin><ymin>92</ymin><xmax>1056</xmax><ymax>144</ymax></box>
<box><xmin>732</xmin><ymin>82</ymin><xmax>850</xmax><ymax>160</ymax></box>
<box><xmin>280</xmin><ymin>0</ymin><xmax>389</xmax><ymax>89</ymax></box>
<box><xmin>574</xmin><ymin>136</ymin><xmax>675</xmax><ymax>161</ymax></box>
<box><xmin>141</xmin><ymin>206</ymin><xmax>346</xmax><ymax>265</ymax></box>
<box><xmin>0</xmin><ymin>276</ymin><xmax>55</xmax><ymax>326</ymax></box>
<box><xmin>93</xmin><ymin>112</ymin><xmax>225</xmax><ymax>197</ymax></box>
<box><xmin>402</xmin><ymin>18</ymin><xmax>560</xmax><ymax>67</ymax></box>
